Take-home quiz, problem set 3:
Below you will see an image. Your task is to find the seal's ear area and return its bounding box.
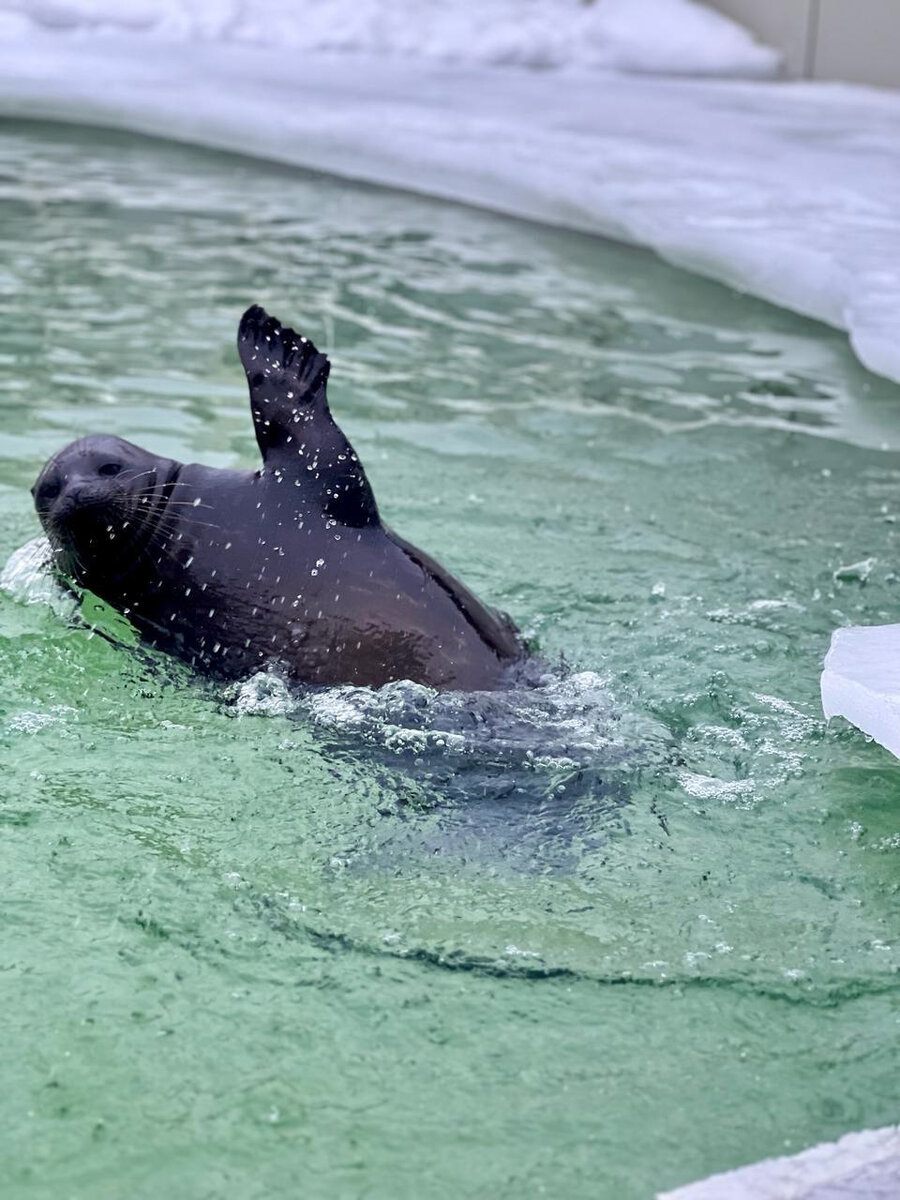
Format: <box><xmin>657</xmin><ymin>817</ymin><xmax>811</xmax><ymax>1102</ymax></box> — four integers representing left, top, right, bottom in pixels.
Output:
<box><xmin>238</xmin><ymin>305</ymin><xmax>331</xmax><ymax>457</ymax></box>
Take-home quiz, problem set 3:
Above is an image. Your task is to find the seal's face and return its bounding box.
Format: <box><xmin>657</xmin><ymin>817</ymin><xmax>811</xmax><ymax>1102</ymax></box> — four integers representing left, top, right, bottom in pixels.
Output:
<box><xmin>33</xmin><ymin>434</ymin><xmax>181</xmax><ymax>589</ymax></box>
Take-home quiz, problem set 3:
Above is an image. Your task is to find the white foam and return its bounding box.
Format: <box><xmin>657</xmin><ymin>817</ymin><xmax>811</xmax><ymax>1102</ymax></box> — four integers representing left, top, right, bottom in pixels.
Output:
<box><xmin>0</xmin><ymin>24</ymin><xmax>897</xmax><ymax>385</ymax></box>
<box><xmin>677</xmin><ymin>770</ymin><xmax>755</xmax><ymax>802</ymax></box>
<box><xmin>833</xmin><ymin>557</ymin><xmax>877</xmax><ymax>584</ymax></box>
<box><xmin>222</xmin><ymin>665</ymin><xmax>671</xmax><ymax>771</ymax></box>
<box><xmin>7</xmin><ymin>709</ymin><xmax>56</xmax><ymax>733</ymax></box>
<box><xmin>299</xmin><ymin>668</ymin><xmax>672</xmax><ymax>769</ymax></box>
<box><xmin>224</xmin><ymin>670</ymin><xmax>299</xmax><ymax>718</ymax></box>
<box><xmin>821</xmin><ymin>624</ymin><xmax>900</xmax><ymax>760</ymax></box>
<box><xmin>0</xmin><ymin>535</ymin><xmax>78</xmax><ymax>618</ymax></box>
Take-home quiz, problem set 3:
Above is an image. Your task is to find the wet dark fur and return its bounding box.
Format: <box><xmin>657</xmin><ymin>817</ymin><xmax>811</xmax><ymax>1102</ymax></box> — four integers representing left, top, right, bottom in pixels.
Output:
<box><xmin>32</xmin><ymin>306</ymin><xmax>525</xmax><ymax>689</ymax></box>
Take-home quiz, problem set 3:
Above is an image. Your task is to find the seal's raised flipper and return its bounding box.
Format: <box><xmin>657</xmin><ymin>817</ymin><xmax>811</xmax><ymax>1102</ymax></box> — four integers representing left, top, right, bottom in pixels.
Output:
<box><xmin>238</xmin><ymin>305</ymin><xmax>379</xmax><ymax>528</ymax></box>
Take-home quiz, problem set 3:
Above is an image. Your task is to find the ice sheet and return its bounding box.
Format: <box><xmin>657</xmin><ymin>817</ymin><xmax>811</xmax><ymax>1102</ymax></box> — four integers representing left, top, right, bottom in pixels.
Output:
<box><xmin>0</xmin><ymin>14</ymin><xmax>898</xmax><ymax>385</ymax></box>
<box><xmin>821</xmin><ymin>625</ymin><xmax>900</xmax><ymax>760</ymax></box>
<box><xmin>658</xmin><ymin>1124</ymin><xmax>900</xmax><ymax>1199</ymax></box>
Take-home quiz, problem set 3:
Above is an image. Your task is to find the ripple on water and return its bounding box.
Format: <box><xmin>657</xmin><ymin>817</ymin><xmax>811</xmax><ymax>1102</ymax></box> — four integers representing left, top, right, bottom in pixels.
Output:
<box><xmin>2</xmin><ymin>121</ymin><xmax>899</xmax><ymax>1199</ymax></box>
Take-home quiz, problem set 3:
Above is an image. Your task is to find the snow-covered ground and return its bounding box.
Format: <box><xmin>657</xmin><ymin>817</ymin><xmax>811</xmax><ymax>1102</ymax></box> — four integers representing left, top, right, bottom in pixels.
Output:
<box><xmin>0</xmin><ymin>7</ymin><xmax>898</xmax><ymax>385</ymax></box>
<box><xmin>0</xmin><ymin>0</ymin><xmax>780</xmax><ymax>76</ymax></box>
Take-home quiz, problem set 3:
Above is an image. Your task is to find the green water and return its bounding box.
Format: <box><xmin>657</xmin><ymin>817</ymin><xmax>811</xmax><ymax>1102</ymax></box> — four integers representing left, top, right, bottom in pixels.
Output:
<box><xmin>1</xmin><ymin>121</ymin><xmax>898</xmax><ymax>1199</ymax></box>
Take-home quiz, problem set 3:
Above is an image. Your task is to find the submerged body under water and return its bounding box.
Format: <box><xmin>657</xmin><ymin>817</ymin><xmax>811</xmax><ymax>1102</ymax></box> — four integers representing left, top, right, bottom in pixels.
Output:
<box><xmin>1</xmin><ymin>121</ymin><xmax>899</xmax><ymax>1199</ymax></box>
<box><xmin>5</xmin><ymin>531</ymin><xmax>673</xmax><ymax>874</ymax></box>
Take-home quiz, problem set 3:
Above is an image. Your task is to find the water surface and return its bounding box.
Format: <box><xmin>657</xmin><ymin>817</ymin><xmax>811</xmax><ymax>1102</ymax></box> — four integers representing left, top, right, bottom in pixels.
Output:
<box><xmin>1</xmin><ymin>121</ymin><xmax>898</xmax><ymax>1199</ymax></box>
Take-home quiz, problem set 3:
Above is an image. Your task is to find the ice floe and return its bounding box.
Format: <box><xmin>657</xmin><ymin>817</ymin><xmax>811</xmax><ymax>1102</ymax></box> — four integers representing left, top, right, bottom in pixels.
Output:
<box><xmin>821</xmin><ymin>624</ymin><xmax>900</xmax><ymax>761</ymax></box>
<box><xmin>658</xmin><ymin>1123</ymin><xmax>900</xmax><ymax>1200</ymax></box>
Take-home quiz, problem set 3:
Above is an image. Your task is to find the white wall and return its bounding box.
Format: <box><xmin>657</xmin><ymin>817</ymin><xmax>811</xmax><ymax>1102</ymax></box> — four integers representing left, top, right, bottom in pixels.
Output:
<box><xmin>705</xmin><ymin>0</ymin><xmax>900</xmax><ymax>88</ymax></box>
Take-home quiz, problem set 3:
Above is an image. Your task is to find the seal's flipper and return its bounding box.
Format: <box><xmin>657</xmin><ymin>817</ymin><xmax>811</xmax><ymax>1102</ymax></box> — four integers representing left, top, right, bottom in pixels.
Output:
<box><xmin>238</xmin><ymin>305</ymin><xmax>379</xmax><ymax>527</ymax></box>
<box><xmin>239</xmin><ymin>304</ymin><xmax>330</xmax><ymax>452</ymax></box>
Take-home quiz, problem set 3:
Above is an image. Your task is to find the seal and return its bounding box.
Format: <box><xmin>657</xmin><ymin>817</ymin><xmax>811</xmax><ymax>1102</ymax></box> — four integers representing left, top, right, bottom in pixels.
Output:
<box><xmin>32</xmin><ymin>305</ymin><xmax>525</xmax><ymax>690</ymax></box>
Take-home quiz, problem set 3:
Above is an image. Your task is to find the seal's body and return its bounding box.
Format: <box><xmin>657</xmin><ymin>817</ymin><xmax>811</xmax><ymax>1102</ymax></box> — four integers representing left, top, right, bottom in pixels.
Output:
<box><xmin>32</xmin><ymin>306</ymin><xmax>524</xmax><ymax>690</ymax></box>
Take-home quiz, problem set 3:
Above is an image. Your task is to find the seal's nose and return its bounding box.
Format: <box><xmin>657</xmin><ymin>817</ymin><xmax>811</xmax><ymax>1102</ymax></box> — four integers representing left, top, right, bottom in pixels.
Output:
<box><xmin>33</xmin><ymin>467</ymin><xmax>92</xmax><ymax>523</ymax></box>
<box><xmin>53</xmin><ymin>480</ymin><xmax>92</xmax><ymax>523</ymax></box>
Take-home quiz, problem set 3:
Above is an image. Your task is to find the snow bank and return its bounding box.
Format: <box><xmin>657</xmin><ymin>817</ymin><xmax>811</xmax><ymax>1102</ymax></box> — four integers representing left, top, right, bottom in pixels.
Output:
<box><xmin>0</xmin><ymin>0</ymin><xmax>780</xmax><ymax>78</ymax></box>
<box><xmin>658</xmin><ymin>1124</ymin><xmax>900</xmax><ymax>1199</ymax></box>
<box><xmin>0</xmin><ymin>16</ymin><xmax>898</xmax><ymax>385</ymax></box>
<box><xmin>821</xmin><ymin>625</ymin><xmax>900</xmax><ymax>760</ymax></box>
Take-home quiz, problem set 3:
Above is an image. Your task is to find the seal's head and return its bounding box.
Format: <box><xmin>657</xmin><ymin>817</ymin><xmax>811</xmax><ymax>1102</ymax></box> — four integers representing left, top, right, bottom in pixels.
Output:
<box><xmin>33</xmin><ymin>434</ymin><xmax>181</xmax><ymax>589</ymax></box>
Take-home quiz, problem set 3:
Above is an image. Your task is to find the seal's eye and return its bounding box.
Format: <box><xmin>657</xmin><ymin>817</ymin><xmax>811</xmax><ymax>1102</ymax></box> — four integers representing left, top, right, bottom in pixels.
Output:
<box><xmin>37</xmin><ymin>479</ymin><xmax>60</xmax><ymax>503</ymax></box>
<box><xmin>98</xmin><ymin>462</ymin><xmax>123</xmax><ymax>478</ymax></box>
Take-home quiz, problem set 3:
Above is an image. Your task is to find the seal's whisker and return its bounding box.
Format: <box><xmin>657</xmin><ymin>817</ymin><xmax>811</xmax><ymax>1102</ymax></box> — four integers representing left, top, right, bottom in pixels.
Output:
<box><xmin>156</xmin><ymin>500</ymin><xmax>216</xmax><ymax>510</ymax></box>
<box><xmin>128</xmin><ymin>482</ymin><xmax>203</xmax><ymax>494</ymax></box>
<box><xmin>144</xmin><ymin>512</ymin><xmax>222</xmax><ymax>539</ymax></box>
<box><xmin>156</xmin><ymin>517</ymin><xmax>221</xmax><ymax>531</ymax></box>
<box><xmin>128</xmin><ymin>492</ymin><xmax>215</xmax><ymax>510</ymax></box>
<box><xmin>117</xmin><ymin>469</ymin><xmax>157</xmax><ymax>484</ymax></box>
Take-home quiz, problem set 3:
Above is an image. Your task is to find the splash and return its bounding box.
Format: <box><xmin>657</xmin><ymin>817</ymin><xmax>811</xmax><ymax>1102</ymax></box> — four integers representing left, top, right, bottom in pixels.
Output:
<box><xmin>0</xmin><ymin>535</ymin><xmax>77</xmax><ymax>618</ymax></box>
<box><xmin>224</xmin><ymin>671</ymin><xmax>298</xmax><ymax>718</ymax></box>
<box><xmin>225</xmin><ymin>664</ymin><xmax>673</xmax><ymax>777</ymax></box>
